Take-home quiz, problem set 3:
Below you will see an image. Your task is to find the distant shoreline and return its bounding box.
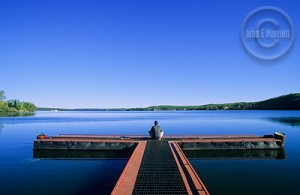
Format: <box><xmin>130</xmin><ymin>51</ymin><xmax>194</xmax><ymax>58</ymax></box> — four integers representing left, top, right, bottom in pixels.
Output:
<box><xmin>37</xmin><ymin>93</ymin><xmax>300</xmax><ymax>111</ymax></box>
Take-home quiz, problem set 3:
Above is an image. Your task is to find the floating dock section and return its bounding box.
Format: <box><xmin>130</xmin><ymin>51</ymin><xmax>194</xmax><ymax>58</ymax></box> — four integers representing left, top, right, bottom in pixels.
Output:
<box><xmin>34</xmin><ymin>132</ymin><xmax>286</xmax><ymax>195</ymax></box>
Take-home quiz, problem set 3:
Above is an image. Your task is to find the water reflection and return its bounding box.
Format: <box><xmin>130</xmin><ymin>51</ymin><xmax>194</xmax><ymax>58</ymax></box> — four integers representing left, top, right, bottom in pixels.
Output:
<box><xmin>184</xmin><ymin>149</ymin><xmax>286</xmax><ymax>160</ymax></box>
<box><xmin>267</xmin><ymin>117</ymin><xmax>300</xmax><ymax>127</ymax></box>
<box><xmin>0</xmin><ymin>124</ymin><xmax>3</xmax><ymax>134</ymax></box>
<box><xmin>0</xmin><ymin>112</ymin><xmax>35</xmax><ymax>117</ymax></box>
<box><xmin>33</xmin><ymin>148</ymin><xmax>136</xmax><ymax>159</ymax></box>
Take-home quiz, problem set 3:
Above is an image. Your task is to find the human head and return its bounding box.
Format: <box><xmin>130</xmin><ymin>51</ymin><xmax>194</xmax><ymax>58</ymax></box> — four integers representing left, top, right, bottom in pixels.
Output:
<box><xmin>154</xmin><ymin>120</ymin><xmax>158</xmax><ymax>126</ymax></box>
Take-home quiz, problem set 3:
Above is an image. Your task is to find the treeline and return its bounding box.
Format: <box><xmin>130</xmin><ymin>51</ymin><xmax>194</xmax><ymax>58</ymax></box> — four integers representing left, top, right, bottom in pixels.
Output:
<box><xmin>36</xmin><ymin>107</ymin><xmax>126</xmax><ymax>111</ymax></box>
<box><xmin>0</xmin><ymin>90</ymin><xmax>36</xmax><ymax>115</ymax></box>
<box><xmin>127</xmin><ymin>93</ymin><xmax>300</xmax><ymax>111</ymax></box>
<box><xmin>36</xmin><ymin>93</ymin><xmax>300</xmax><ymax>112</ymax></box>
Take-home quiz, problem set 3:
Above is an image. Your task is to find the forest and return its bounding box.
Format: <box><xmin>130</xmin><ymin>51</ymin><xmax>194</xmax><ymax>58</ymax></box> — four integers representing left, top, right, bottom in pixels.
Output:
<box><xmin>0</xmin><ymin>90</ymin><xmax>36</xmax><ymax>116</ymax></box>
<box><xmin>127</xmin><ymin>93</ymin><xmax>300</xmax><ymax>111</ymax></box>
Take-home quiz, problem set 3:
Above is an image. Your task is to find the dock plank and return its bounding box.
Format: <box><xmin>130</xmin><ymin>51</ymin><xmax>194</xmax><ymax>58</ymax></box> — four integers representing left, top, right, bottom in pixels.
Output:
<box><xmin>111</xmin><ymin>141</ymin><xmax>147</xmax><ymax>195</ymax></box>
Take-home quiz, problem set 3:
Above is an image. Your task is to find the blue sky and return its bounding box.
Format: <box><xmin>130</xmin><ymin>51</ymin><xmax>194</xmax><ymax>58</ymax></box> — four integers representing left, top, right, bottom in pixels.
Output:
<box><xmin>0</xmin><ymin>0</ymin><xmax>299</xmax><ymax>108</ymax></box>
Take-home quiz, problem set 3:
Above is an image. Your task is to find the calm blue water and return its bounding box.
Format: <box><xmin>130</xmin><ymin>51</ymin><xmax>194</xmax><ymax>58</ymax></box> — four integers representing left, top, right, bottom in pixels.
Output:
<box><xmin>0</xmin><ymin>111</ymin><xmax>300</xmax><ymax>195</ymax></box>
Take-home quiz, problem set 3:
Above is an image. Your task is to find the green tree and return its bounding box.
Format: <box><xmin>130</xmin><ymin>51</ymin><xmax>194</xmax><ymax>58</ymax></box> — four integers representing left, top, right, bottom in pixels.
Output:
<box><xmin>21</xmin><ymin>101</ymin><xmax>36</xmax><ymax>112</ymax></box>
<box><xmin>0</xmin><ymin>90</ymin><xmax>7</xmax><ymax>112</ymax></box>
<box><xmin>0</xmin><ymin>90</ymin><xmax>36</xmax><ymax>114</ymax></box>
<box><xmin>7</xmin><ymin>99</ymin><xmax>20</xmax><ymax>109</ymax></box>
<box><xmin>0</xmin><ymin>90</ymin><xmax>5</xmax><ymax>101</ymax></box>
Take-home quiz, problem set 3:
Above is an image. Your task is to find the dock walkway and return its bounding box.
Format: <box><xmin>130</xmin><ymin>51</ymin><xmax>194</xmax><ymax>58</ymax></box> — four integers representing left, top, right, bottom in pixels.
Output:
<box><xmin>112</xmin><ymin>140</ymin><xmax>209</xmax><ymax>195</ymax></box>
<box><xmin>133</xmin><ymin>141</ymin><xmax>188</xmax><ymax>194</ymax></box>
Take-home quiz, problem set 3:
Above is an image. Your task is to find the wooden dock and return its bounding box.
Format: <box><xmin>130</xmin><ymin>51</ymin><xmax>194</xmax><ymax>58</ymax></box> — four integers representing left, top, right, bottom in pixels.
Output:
<box><xmin>34</xmin><ymin>133</ymin><xmax>286</xmax><ymax>194</ymax></box>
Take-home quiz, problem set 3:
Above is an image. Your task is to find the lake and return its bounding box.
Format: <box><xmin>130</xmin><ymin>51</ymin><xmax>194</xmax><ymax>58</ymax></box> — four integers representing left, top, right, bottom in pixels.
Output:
<box><xmin>0</xmin><ymin>111</ymin><xmax>300</xmax><ymax>195</ymax></box>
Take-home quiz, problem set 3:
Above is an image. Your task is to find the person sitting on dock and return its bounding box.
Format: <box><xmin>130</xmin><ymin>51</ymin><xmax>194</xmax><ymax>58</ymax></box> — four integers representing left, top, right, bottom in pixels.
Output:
<box><xmin>149</xmin><ymin>121</ymin><xmax>164</xmax><ymax>140</ymax></box>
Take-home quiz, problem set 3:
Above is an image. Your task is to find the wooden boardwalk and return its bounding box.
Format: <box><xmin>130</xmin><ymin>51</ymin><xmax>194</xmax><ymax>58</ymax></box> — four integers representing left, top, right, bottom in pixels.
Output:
<box><xmin>112</xmin><ymin>140</ymin><xmax>209</xmax><ymax>195</ymax></box>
